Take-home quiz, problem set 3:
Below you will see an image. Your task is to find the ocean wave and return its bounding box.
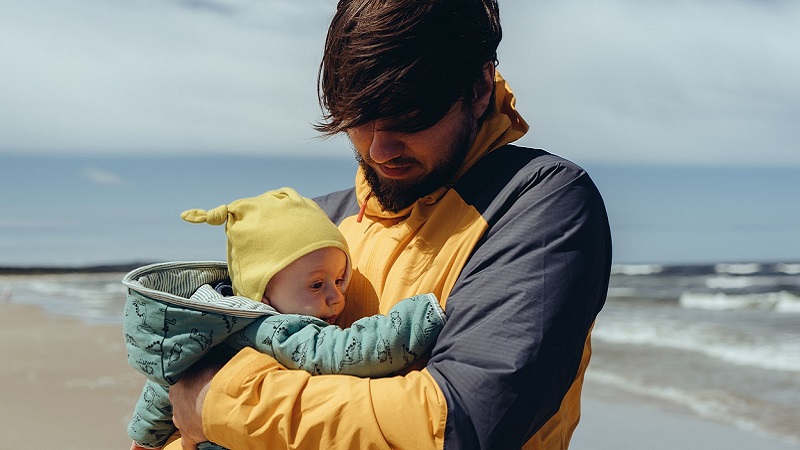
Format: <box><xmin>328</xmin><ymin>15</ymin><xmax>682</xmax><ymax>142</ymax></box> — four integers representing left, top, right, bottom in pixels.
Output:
<box><xmin>679</xmin><ymin>291</ymin><xmax>800</xmax><ymax>313</ymax></box>
<box><xmin>715</xmin><ymin>263</ymin><xmax>762</xmax><ymax>275</ymax></box>
<box><xmin>703</xmin><ymin>275</ymin><xmax>782</xmax><ymax>290</ymax></box>
<box><xmin>592</xmin><ymin>319</ymin><xmax>800</xmax><ymax>373</ymax></box>
<box><xmin>0</xmin><ymin>273</ymin><xmax>127</xmax><ymax>323</ymax></box>
<box><xmin>611</xmin><ymin>264</ymin><xmax>664</xmax><ymax>276</ymax></box>
<box><xmin>776</xmin><ymin>263</ymin><xmax>800</xmax><ymax>275</ymax></box>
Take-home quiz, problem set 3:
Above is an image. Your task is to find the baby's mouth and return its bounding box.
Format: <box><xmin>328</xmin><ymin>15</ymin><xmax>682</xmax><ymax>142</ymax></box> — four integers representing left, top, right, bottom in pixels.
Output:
<box><xmin>325</xmin><ymin>314</ymin><xmax>338</xmax><ymax>325</ymax></box>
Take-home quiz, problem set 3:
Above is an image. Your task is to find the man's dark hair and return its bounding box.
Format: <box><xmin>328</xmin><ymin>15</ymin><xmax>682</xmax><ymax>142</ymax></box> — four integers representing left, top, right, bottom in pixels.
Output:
<box><xmin>316</xmin><ymin>0</ymin><xmax>502</xmax><ymax>135</ymax></box>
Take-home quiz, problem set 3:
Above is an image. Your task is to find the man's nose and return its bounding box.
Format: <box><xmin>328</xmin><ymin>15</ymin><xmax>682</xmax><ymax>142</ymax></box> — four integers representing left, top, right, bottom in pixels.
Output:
<box><xmin>369</xmin><ymin>128</ymin><xmax>404</xmax><ymax>164</ymax></box>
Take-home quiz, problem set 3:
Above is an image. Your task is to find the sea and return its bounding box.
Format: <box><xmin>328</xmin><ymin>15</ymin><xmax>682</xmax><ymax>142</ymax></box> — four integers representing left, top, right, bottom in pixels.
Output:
<box><xmin>1</xmin><ymin>154</ymin><xmax>799</xmax><ymax>266</ymax></box>
<box><xmin>1</xmin><ymin>262</ymin><xmax>799</xmax><ymax>444</ymax></box>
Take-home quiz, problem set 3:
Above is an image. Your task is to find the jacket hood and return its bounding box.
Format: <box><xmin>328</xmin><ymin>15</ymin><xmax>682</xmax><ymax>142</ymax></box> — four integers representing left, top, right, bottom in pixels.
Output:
<box><xmin>355</xmin><ymin>71</ymin><xmax>529</xmax><ymax>220</ymax></box>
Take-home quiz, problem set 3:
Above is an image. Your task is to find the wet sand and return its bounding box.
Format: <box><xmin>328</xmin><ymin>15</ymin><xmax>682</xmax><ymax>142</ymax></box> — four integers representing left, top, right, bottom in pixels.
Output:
<box><xmin>573</xmin><ymin>377</ymin><xmax>800</xmax><ymax>449</ymax></box>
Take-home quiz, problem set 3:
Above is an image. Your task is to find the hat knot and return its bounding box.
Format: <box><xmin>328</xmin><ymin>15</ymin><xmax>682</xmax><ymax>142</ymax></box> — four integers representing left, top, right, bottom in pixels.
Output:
<box><xmin>180</xmin><ymin>205</ymin><xmax>229</xmax><ymax>226</ymax></box>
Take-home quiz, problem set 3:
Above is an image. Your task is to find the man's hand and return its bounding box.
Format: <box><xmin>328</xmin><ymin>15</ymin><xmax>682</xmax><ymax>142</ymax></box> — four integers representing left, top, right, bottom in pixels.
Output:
<box><xmin>169</xmin><ymin>348</ymin><xmax>228</xmax><ymax>450</ymax></box>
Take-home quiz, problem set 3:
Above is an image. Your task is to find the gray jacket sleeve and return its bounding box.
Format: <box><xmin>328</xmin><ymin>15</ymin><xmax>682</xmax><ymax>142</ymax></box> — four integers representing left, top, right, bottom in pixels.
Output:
<box><xmin>428</xmin><ymin>149</ymin><xmax>612</xmax><ymax>449</ymax></box>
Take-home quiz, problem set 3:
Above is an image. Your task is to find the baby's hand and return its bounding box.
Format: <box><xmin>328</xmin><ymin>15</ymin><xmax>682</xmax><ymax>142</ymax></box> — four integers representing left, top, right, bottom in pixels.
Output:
<box><xmin>130</xmin><ymin>441</ymin><xmax>161</xmax><ymax>450</ymax></box>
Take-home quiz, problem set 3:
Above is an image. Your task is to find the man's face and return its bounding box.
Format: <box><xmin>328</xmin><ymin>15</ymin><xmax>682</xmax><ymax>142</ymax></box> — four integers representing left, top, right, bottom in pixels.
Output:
<box><xmin>347</xmin><ymin>102</ymin><xmax>477</xmax><ymax>212</ymax></box>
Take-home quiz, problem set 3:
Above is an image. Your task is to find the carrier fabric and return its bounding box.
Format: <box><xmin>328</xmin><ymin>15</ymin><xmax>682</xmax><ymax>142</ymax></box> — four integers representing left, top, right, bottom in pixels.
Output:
<box><xmin>122</xmin><ymin>261</ymin><xmax>445</xmax><ymax>384</ymax></box>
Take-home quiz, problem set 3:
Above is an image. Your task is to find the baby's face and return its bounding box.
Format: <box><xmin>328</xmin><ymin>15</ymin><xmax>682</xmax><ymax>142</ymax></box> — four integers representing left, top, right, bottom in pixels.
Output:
<box><xmin>262</xmin><ymin>247</ymin><xmax>347</xmax><ymax>324</ymax></box>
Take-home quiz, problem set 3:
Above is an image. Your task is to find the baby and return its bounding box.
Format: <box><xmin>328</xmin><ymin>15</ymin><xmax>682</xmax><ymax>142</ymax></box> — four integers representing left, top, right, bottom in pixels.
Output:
<box><xmin>123</xmin><ymin>188</ymin><xmax>445</xmax><ymax>450</ymax></box>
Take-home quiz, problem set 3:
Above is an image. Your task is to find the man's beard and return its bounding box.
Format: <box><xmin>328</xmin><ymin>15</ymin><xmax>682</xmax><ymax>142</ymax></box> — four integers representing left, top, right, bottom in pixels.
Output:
<box><xmin>355</xmin><ymin>115</ymin><xmax>475</xmax><ymax>212</ymax></box>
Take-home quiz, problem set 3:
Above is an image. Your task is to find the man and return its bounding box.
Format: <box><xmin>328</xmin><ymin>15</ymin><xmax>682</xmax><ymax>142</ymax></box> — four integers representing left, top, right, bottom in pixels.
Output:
<box><xmin>167</xmin><ymin>1</ymin><xmax>611</xmax><ymax>449</ymax></box>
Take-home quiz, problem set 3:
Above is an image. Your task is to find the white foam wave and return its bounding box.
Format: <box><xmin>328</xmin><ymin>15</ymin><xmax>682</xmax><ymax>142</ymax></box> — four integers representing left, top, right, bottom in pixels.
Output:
<box><xmin>776</xmin><ymin>263</ymin><xmax>800</xmax><ymax>275</ymax></box>
<box><xmin>704</xmin><ymin>275</ymin><xmax>778</xmax><ymax>289</ymax></box>
<box><xmin>593</xmin><ymin>319</ymin><xmax>800</xmax><ymax>372</ymax></box>
<box><xmin>775</xmin><ymin>295</ymin><xmax>800</xmax><ymax>313</ymax></box>
<box><xmin>715</xmin><ymin>263</ymin><xmax>761</xmax><ymax>275</ymax></box>
<box><xmin>611</xmin><ymin>264</ymin><xmax>664</xmax><ymax>276</ymax></box>
<box><xmin>680</xmin><ymin>291</ymin><xmax>800</xmax><ymax>313</ymax></box>
<box><xmin>0</xmin><ymin>274</ymin><xmax>127</xmax><ymax>323</ymax></box>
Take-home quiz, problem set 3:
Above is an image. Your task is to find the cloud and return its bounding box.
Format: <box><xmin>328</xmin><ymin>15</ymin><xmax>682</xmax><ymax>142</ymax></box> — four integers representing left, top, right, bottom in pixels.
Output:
<box><xmin>1</xmin><ymin>0</ymin><xmax>798</xmax><ymax>166</ymax></box>
<box><xmin>0</xmin><ymin>0</ymin><xmax>337</xmax><ymax>155</ymax></box>
<box><xmin>83</xmin><ymin>166</ymin><xmax>125</xmax><ymax>185</ymax></box>
<box><xmin>499</xmin><ymin>0</ymin><xmax>800</xmax><ymax>166</ymax></box>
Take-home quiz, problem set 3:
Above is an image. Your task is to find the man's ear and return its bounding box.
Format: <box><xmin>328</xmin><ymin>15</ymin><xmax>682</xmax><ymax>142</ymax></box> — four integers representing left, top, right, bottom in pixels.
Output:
<box><xmin>472</xmin><ymin>62</ymin><xmax>496</xmax><ymax>121</ymax></box>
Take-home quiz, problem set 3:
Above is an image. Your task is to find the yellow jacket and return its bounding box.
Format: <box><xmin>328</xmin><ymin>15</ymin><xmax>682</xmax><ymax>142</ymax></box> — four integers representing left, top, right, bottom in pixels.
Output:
<box><xmin>166</xmin><ymin>74</ymin><xmax>611</xmax><ymax>449</ymax></box>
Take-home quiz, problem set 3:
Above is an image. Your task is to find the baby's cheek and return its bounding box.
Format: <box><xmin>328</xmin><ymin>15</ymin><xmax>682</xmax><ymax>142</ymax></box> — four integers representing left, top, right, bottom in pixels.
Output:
<box><xmin>301</xmin><ymin>301</ymin><xmax>327</xmax><ymax>318</ymax></box>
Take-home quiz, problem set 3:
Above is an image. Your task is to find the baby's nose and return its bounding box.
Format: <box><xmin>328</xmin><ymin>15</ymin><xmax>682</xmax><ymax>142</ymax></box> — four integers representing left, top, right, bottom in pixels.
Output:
<box><xmin>326</xmin><ymin>287</ymin><xmax>344</xmax><ymax>306</ymax></box>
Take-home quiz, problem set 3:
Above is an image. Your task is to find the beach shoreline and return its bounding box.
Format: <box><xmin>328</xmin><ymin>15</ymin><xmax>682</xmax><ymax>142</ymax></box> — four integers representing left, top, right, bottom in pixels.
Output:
<box><xmin>2</xmin><ymin>302</ymin><xmax>798</xmax><ymax>450</ymax></box>
<box><xmin>573</xmin><ymin>377</ymin><xmax>800</xmax><ymax>450</ymax></box>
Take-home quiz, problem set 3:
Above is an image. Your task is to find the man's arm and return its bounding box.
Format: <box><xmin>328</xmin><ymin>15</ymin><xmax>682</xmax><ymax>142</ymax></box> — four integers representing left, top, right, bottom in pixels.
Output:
<box><xmin>170</xmin><ymin>153</ymin><xmax>611</xmax><ymax>449</ymax></box>
<box><xmin>427</xmin><ymin>154</ymin><xmax>612</xmax><ymax>448</ymax></box>
<box><xmin>169</xmin><ymin>350</ymin><xmax>447</xmax><ymax>450</ymax></box>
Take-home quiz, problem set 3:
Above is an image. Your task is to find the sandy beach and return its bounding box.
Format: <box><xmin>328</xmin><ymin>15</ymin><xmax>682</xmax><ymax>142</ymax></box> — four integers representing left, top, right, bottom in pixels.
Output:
<box><xmin>0</xmin><ymin>303</ymin><xmax>144</xmax><ymax>449</ymax></box>
<box><xmin>2</xmin><ymin>302</ymin><xmax>798</xmax><ymax>450</ymax></box>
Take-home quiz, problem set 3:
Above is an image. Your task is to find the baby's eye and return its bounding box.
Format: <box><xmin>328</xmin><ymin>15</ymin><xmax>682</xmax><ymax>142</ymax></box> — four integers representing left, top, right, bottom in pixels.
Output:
<box><xmin>335</xmin><ymin>278</ymin><xmax>344</xmax><ymax>286</ymax></box>
<box><xmin>310</xmin><ymin>281</ymin><xmax>323</xmax><ymax>290</ymax></box>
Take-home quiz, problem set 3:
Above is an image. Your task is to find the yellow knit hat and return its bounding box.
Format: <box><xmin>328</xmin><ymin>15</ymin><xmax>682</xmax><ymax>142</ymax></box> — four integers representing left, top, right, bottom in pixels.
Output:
<box><xmin>181</xmin><ymin>188</ymin><xmax>351</xmax><ymax>303</ymax></box>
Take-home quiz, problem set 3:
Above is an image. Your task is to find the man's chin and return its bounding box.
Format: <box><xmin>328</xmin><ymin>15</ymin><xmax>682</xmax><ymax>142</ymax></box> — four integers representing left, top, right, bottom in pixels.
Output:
<box><xmin>362</xmin><ymin>166</ymin><xmax>420</xmax><ymax>211</ymax></box>
<box><xmin>372</xmin><ymin>183</ymin><xmax>421</xmax><ymax>212</ymax></box>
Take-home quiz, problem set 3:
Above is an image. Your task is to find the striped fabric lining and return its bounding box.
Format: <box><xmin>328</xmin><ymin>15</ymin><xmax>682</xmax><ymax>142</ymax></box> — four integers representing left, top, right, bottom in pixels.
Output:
<box><xmin>122</xmin><ymin>261</ymin><xmax>278</xmax><ymax>318</ymax></box>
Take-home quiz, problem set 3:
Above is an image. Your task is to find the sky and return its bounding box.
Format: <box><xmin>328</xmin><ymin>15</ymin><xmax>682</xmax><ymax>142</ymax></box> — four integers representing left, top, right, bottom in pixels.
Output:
<box><xmin>0</xmin><ymin>0</ymin><xmax>798</xmax><ymax>267</ymax></box>
<box><xmin>2</xmin><ymin>0</ymin><xmax>799</xmax><ymax>166</ymax></box>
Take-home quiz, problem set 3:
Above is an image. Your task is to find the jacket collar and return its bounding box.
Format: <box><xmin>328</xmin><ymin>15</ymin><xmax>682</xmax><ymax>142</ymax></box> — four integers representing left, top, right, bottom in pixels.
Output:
<box><xmin>355</xmin><ymin>72</ymin><xmax>529</xmax><ymax>220</ymax></box>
